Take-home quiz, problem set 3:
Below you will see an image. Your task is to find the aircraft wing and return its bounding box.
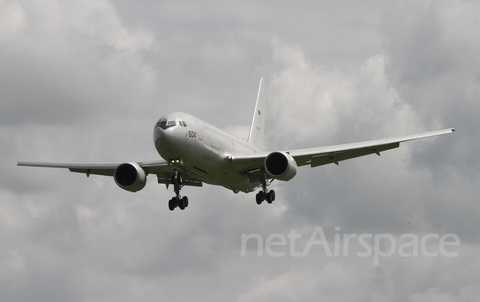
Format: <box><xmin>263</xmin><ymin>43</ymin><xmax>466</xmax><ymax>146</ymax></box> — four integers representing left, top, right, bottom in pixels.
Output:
<box><xmin>17</xmin><ymin>159</ymin><xmax>204</xmax><ymax>187</ymax></box>
<box><xmin>17</xmin><ymin>161</ymin><xmax>121</xmax><ymax>176</ymax></box>
<box><xmin>288</xmin><ymin>128</ymin><xmax>455</xmax><ymax>167</ymax></box>
<box><xmin>230</xmin><ymin>128</ymin><xmax>455</xmax><ymax>172</ymax></box>
<box><xmin>17</xmin><ymin>160</ymin><xmax>170</xmax><ymax>176</ymax></box>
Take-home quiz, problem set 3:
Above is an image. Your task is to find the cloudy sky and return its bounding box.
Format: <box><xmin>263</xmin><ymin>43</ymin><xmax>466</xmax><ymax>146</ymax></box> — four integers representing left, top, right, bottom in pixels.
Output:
<box><xmin>1</xmin><ymin>0</ymin><xmax>479</xmax><ymax>301</ymax></box>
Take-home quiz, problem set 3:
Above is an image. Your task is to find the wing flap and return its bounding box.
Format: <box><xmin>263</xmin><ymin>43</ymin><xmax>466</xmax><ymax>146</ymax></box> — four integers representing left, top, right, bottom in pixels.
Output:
<box><xmin>69</xmin><ymin>168</ymin><xmax>114</xmax><ymax>176</ymax></box>
<box><xmin>310</xmin><ymin>142</ymin><xmax>399</xmax><ymax>167</ymax></box>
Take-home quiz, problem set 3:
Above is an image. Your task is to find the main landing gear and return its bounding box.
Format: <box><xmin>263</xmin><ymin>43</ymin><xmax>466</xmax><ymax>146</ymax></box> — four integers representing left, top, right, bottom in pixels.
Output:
<box><xmin>255</xmin><ymin>179</ymin><xmax>275</xmax><ymax>205</ymax></box>
<box><xmin>169</xmin><ymin>195</ymin><xmax>188</xmax><ymax>211</ymax></box>
<box><xmin>168</xmin><ymin>159</ymin><xmax>189</xmax><ymax>211</ymax></box>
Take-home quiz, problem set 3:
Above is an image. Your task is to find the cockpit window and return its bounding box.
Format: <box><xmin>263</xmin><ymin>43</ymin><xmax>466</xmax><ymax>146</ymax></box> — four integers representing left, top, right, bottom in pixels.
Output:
<box><xmin>157</xmin><ymin>119</ymin><xmax>187</xmax><ymax>130</ymax></box>
<box><xmin>157</xmin><ymin>121</ymin><xmax>167</xmax><ymax>129</ymax></box>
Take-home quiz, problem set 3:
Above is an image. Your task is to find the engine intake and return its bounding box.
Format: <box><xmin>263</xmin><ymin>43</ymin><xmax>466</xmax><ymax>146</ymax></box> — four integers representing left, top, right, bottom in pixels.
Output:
<box><xmin>114</xmin><ymin>162</ymin><xmax>147</xmax><ymax>192</ymax></box>
<box><xmin>264</xmin><ymin>151</ymin><xmax>297</xmax><ymax>181</ymax></box>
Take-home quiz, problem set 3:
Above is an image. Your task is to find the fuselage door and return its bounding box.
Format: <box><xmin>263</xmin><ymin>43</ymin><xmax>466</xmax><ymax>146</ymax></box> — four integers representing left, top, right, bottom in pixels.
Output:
<box><xmin>195</xmin><ymin>120</ymin><xmax>203</xmax><ymax>140</ymax></box>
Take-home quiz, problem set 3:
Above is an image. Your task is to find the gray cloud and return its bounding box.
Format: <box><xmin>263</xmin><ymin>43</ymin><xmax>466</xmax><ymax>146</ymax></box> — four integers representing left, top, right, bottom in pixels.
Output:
<box><xmin>2</xmin><ymin>0</ymin><xmax>479</xmax><ymax>301</ymax></box>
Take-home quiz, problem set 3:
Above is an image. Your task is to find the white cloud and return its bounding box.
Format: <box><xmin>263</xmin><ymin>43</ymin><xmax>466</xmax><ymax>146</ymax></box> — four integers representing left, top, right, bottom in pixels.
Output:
<box><xmin>267</xmin><ymin>40</ymin><xmax>419</xmax><ymax>150</ymax></box>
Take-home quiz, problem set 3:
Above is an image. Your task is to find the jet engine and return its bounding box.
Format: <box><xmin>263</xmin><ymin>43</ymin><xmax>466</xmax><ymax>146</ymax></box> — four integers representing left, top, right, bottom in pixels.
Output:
<box><xmin>264</xmin><ymin>151</ymin><xmax>297</xmax><ymax>181</ymax></box>
<box><xmin>114</xmin><ymin>162</ymin><xmax>147</xmax><ymax>192</ymax></box>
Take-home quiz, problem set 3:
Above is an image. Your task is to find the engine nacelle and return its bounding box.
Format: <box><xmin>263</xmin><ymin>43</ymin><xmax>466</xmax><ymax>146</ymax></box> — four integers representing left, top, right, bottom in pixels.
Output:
<box><xmin>264</xmin><ymin>151</ymin><xmax>297</xmax><ymax>181</ymax></box>
<box><xmin>114</xmin><ymin>162</ymin><xmax>147</xmax><ymax>192</ymax></box>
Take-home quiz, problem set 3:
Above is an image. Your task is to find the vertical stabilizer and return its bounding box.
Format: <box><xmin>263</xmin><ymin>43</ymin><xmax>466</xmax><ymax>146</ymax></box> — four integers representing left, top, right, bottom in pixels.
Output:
<box><xmin>247</xmin><ymin>78</ymin><xmax>267</xmax><ymax>150</ymax></box>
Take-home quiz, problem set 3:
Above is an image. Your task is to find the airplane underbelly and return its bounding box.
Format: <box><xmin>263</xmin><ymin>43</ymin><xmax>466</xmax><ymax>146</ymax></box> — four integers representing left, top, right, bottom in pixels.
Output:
<box><xmin>182</xmin><ymin>151</ymin><xmax>258</xmax><ymax>193</ymax></box>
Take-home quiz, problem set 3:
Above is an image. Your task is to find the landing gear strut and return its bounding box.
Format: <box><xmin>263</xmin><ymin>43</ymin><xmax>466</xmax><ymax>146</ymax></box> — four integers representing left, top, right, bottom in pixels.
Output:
<box><xmin>255</xmin><ymin>179</ymin><xmax>275</xmax><ymax>205</ymax></box>
<box><xmin>168</xmin><ymin>159</ymin><xmax>189</xmax><ymax>211</ymax></box>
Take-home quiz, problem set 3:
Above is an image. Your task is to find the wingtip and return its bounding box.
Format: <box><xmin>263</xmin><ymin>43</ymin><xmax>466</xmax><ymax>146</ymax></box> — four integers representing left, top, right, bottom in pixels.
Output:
<box><xmin>451</xmin><ymin>128</ymin><xmax>456</xmax><ymax>132</ymax></box>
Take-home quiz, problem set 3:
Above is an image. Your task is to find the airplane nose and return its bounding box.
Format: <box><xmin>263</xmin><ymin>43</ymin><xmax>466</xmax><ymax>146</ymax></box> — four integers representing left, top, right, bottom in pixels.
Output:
<box><xmin>154</xmin><ymin>127</ymin><xmax>169</xmax><ymax>148</ymax></box>
<box><xmin>154</xmin><ymin>127</ymin><xmax>180</xmax><ymax>156</ymax></box>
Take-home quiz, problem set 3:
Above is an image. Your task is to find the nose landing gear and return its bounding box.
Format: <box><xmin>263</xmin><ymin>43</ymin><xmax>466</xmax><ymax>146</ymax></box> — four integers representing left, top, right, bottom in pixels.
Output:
<box><xmin>168</xmin><ymin>159</ymin><xmax>189</xmax><ymax>211</ymax></box>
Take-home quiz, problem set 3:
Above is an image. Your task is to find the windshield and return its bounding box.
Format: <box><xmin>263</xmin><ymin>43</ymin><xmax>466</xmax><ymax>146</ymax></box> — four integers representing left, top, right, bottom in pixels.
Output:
<box><xmin>156</xmin><ymin>119</ymin><xmax>187</xmax><ymax>130</ymax></box>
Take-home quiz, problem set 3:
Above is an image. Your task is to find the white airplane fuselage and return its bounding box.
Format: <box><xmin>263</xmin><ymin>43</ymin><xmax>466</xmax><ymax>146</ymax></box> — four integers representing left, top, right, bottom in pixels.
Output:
<box><xmin>153</xmin><ymin>112</ymin><xmax>262</xmax><ymax>193</ymax></box>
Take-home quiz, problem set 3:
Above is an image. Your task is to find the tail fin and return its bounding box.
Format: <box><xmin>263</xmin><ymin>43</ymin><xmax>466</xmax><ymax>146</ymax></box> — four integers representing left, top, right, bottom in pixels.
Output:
<box><xmin>247</xmin><ymin>78</ymin><xmax>267</xmax><ymax>150</ymax></box>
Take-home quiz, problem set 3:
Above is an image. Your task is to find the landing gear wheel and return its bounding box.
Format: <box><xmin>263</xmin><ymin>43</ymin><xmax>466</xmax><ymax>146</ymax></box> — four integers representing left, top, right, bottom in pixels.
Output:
<box><xmin>266</xmin><ymin>190</ymin><xmax>275</xmax><ymax>204</ymax></box>
<box><xmin>178</xmin><ymin>196</ymin><xmax>188</xmax><ymax>210</ymax></box>
<box><xmin>256</xmin><ymin>193</ymin><xmax>263</xmax><ymax>205</ymax></box>
<box><xmin>168</xmin><ymin>198</ymin><xmax>177</xmax><ymax>211</ymax></box>
<box><xmin>178</xmin><ymin>197</ymin><xmax>186</xmax><ymax>210</ymax></box>
<box><xmin>266</xmin><ymin>193</ymin><xmax>272</xmax><ymax>204</ymax></box>
<box><xmin>256</xmin><ymin>191</ymin><xmax>266</xmax><ymax>205</ymax></box>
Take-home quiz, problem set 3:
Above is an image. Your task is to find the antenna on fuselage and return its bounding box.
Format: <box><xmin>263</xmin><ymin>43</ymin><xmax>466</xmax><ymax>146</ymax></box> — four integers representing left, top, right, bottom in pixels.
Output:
<box><xmin>247</xmin><ymin>78</ymin><xmax>267</xmax><ymax>151</ymax></box>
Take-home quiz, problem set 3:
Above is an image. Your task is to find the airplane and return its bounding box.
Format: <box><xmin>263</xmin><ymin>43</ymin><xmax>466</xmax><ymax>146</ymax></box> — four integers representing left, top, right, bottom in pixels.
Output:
<box><xmin>18</xmin><ymin>78</ymin><xmax>455</xmax><ymax>211</ymax></box>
